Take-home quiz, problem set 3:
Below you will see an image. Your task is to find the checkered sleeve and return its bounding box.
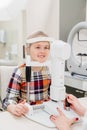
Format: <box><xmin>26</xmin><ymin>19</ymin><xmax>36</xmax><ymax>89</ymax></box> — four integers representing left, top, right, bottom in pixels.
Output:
<box><xmin>2</xmin><ymin>67</ymin><xmax>22</xmax><ymax>110</ymax></box>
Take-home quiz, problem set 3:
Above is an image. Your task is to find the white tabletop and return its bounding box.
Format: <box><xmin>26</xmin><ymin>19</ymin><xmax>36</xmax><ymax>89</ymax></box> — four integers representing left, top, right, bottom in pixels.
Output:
<box><xmin>0</xmin><ymin>97</ymin><xmax>87</xmax><ymax>130</ymax></box>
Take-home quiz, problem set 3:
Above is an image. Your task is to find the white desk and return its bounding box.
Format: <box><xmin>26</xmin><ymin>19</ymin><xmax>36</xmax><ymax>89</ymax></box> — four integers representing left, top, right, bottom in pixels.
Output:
<box><xmin>0</xmin><ymin>97</ymin><xmax>87</xmax><ymax>130</ymax></box>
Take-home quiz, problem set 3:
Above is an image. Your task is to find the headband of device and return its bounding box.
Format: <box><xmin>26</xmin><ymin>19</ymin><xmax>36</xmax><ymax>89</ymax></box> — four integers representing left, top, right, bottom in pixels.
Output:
<box><xmin>26</xmin><ymin>37</ymin><xmax>54</xmax><ymax>44</ymax></box>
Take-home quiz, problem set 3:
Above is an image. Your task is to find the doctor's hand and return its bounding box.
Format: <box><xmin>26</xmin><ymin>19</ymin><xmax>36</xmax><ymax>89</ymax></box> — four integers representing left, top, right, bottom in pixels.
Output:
<box><xmin>50</xmin><ymin>108</ymin><xmax>78</xmax><ymax>130</ymax></box>
<box><xmin>64</xmin><ymin>94</ymin><xmax>86</xmax><ymax>116</ymax></box>
<box><xmin>7</xmin><ymin>100</ymin><xmax>29</xmax><ymax>117</ymax></box>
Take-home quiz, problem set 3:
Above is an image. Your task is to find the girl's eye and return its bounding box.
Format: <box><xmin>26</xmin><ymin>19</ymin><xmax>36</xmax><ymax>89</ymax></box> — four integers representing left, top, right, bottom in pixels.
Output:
<box><xmin>36</xmin><ymin>46</ymin><xmax>40</xmax><ymax>49</ymax></box>
<box><xmin>45</xmin><ymin>47</ymin><xmax>50</xmax><ymax>49</ymax></box>
<box><xmin>35</xmin><ymin>46</ymin><xmax>50</xmax><ymax>49</ymax></box>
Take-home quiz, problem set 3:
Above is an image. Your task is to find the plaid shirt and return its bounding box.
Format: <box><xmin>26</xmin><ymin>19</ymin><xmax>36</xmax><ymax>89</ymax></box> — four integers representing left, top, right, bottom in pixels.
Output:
<box><xmin>2</xmin><ymin>64</ymin><xmax>51</xmax><ymax>109</ymax></box>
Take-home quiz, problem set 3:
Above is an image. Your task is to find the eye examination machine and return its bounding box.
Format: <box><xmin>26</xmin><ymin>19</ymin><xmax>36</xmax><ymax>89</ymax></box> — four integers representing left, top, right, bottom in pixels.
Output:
<box><xmin>65</xmin><ymin>21</ymin><xmax>87</xmax><ymax>98</ymax></box>
<box><xmin>25</xmin><ymin>39</ymin><xmax>70</xmax><ymax>102</ymax></box>
<box><xmin>24</xmin><ymin>37</ymin><xmax>80</xmax><ymax>127</ymax></box>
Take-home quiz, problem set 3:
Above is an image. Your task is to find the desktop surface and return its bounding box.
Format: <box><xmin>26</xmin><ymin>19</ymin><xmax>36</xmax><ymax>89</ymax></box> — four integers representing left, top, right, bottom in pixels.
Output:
<box><xmin>0</xmin><ymin>97</ymin><xmax>87</xmax><ymax>130</ymax></box>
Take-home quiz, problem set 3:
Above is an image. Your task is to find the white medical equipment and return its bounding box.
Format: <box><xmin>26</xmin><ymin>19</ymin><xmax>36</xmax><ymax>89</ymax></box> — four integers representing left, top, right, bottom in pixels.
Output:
<box><xmin>50</xmin><ymin>40</ymin><xmax>70</xmax><ymax>101</ymax></box>
<box><xmin>25</xmin><ymin>100</ymin><xmax>80</xmax><ymax>127</ymax></box>
<box><xmin>67</xmin><ymin>22</ymin><xmax>87</xmax><ymax>76</ymax></box>
<box><xmin>25</xmin><ymin>37</ymin><xmax>72</xmax><ymax>127</ymax></box>
<box><xmin>26</xmin><ymin>38</ymin><xmax>71</xmax><ymax>101</ymax></box>
<box><xmin>65</xmin><ymin>22</ymin><xmax>87</xmax><ymax>97</ymax></box>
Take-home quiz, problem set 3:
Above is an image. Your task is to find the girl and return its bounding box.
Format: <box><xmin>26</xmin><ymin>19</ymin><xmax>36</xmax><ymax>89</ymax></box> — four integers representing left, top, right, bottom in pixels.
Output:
<box><xmin>2</xmin><ymin>31</ymin><xmax>52</xmax><ymax>116</ymax></box>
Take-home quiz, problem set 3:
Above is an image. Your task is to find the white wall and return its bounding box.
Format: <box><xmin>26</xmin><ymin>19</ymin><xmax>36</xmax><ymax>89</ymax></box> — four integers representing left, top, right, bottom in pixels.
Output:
<box><xmin>26</xmin><ymin>0</ymin><xmax>59</xmax><ymax>39</ymax></box>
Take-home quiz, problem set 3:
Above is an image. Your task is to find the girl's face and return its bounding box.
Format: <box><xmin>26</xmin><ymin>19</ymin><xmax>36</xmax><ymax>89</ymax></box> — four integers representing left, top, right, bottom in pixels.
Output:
<box><xmin>29</xmin><ymin>41</ymin><xmax>50</xmax><ymax>63</ymax></box>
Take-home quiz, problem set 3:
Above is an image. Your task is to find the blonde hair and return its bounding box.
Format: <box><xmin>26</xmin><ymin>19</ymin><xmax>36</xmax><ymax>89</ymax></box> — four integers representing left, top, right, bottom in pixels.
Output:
<box><xmin>27</xmin><ymin>31</ymin><xmax>48</xmax><ymax>39</ymax></box>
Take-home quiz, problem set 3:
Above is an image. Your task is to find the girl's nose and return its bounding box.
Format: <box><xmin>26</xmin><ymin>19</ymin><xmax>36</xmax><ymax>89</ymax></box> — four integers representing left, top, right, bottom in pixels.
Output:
<box><xmin>40</xmin><ymin>48</ymin><xmax>45</xmax><ymax>52</ymax></box>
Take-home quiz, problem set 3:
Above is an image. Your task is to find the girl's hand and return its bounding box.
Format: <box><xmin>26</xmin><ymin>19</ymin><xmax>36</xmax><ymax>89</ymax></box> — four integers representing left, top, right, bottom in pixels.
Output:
<box><xmin>7</xmin><ymin>100</ymin><xmax>29</xmax><ymax>116</ymax></box>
